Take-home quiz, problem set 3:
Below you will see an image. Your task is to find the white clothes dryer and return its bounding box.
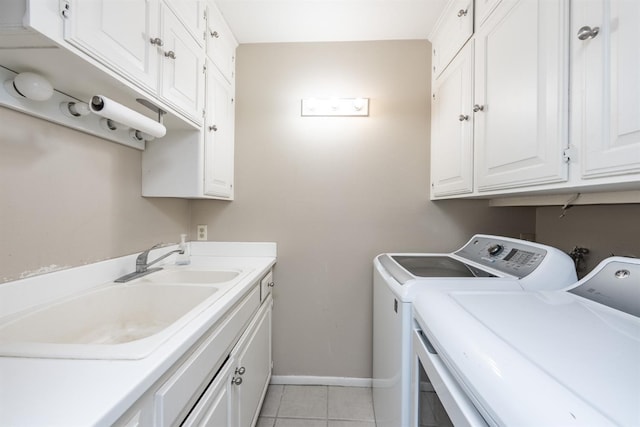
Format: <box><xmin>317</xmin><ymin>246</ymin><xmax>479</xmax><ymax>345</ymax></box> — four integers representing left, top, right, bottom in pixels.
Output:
<box><xmin>412</xmin><ymin>256</ymin><xmax>640</xmax><ymax>426</ymax></box>
<box><xmin>372</xmin><ymin>234</ymin><xmax>577</xmax><ymax>427</ymax></box>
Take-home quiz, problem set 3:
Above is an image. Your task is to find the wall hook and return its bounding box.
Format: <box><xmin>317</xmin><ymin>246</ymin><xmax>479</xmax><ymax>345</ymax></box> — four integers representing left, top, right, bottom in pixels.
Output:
<box><xmin>559</xmin><ymin>193</ymin><xmax>580</xmax><ymax>218</ymax></box>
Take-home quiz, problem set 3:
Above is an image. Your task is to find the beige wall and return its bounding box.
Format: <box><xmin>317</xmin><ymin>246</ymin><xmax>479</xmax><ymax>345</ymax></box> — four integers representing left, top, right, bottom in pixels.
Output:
<box><xmin>536</xmin><ymin>204</ymin><xmax>640</xmax><ymax>277</ymax></box>
<box><xmin>0</xmin><ymin>107</ymin><xmax>190</xmax><ymax>282</ymax></box>
<box><xmin>191</xmin><ymin>41</ymin><xmax>536</xmax><ymax>379</ymax></box>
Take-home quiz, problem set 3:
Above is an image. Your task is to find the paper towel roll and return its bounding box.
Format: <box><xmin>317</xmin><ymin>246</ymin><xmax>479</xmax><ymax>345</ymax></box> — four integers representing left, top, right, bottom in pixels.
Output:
<box><xmin>89</xmin><ymin>95</ymin><xmax>166</xmax><ymax>138</ymax></box>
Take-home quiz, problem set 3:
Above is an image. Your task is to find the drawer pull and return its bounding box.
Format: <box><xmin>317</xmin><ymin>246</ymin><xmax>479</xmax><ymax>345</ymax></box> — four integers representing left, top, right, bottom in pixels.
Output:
<box><xmin>457</xmin><ymin>9</ymin><xmax>468</xmax><ymax>17</ymax></box>
<box><xmin>231</xmin><ymin>376</ymin><xmax>243</xmax><ymax>385</ymax></box>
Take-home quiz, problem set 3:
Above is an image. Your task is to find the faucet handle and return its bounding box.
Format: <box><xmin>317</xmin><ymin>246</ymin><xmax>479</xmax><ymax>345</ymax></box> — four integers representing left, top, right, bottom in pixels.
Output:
<box><xmin>136</xmin><ymin>243</ymin><xmax>163</xmax><ymax>266</ymax></box>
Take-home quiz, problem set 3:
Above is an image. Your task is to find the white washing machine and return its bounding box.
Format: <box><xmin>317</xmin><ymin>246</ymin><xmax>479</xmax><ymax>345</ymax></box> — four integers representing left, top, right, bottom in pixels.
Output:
<box><xmin>372</xmin><ymin>234</ymin><xmax>577</xmax><ymax>427</ymax></box>
<box><xmin>412</xmin><ymin>256</ymin><xmax>640</xmax><ymax>426</ymax></box>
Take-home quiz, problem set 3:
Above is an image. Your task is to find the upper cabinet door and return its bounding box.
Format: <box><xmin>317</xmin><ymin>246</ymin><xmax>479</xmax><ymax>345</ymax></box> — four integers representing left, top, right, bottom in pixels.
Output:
<box><xmin>431</xmin><ymin>41</ymin><xmax>474</xmax><ymax>198</ymax></box>
<box><xmin>474</xmin><ymin>0</ymin><xmax>570</xmax><ymax>191</ymax></box>
<box><xmin>431</xmin><ymin>0</ymin><xmax>473</xmax><ymax>79</ymax></box>
<box><xmin>63</xmin><ymin>0</ymin><xmax>159</xmax><ymax>91</ymax></box>
<box><xmin>160</xmin><ymin>4</ymin><xmax>205</xmax><ymax>121</ymax></box>
<box><xmin>475</xmin><ymin>0</ymin><xmax>502</xmax><ymax>28</ymax></box>
<box><xmin>572</xmin><ymin>0</ymin><xmax>640</xmax><ymax>179</ymax></box>
<box><xmin>204</xmin><ymin>62</ymin><xmax>235</xmax><ymax>199</ymax></box>
<box><xmin>206</xmin><ymin>2</ymin><xmax>237</xmax><ymax>82</ymax></box>
<box><xmin>164</xmin><ymin>0</ymin><xmax>207</xmax><ymax>46</ymax></box>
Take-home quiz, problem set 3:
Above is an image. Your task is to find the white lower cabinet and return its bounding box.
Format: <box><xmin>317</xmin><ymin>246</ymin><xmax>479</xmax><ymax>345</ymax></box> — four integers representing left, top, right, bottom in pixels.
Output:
<box><xmin>113</xmin><ymin>274</ymin><xmax>274</xmax><ymax>427</ymax></box>
<box><xmin>181</xmin><ymin>355</ymin><xmax>235</xmax><ymax>427</ymax></box>
<box><xmin>183</xmin><ymin>296</ymin><xmax>272</xmax><ymax>427</ymax></box>
<box><xmin>232</xmin><ymin>297</ymin><xmax>273</xmax><ymax>427</ymax></box>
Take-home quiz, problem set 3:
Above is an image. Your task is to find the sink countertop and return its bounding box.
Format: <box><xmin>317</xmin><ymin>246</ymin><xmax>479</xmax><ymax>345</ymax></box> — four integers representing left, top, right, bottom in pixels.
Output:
<box><xmin>0</xmin><ymin>242</ymin><xmax>277</xmax><ymax>426</ymax></box>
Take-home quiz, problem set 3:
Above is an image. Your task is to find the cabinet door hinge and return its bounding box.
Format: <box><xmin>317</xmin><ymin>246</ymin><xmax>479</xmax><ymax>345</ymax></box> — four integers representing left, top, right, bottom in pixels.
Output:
<box><xmin>59</xmin><ymin>0</ymin><xmax>71</xmax><ymax>18</ymax></box>
<box><xmin>563</xmin><ymin>147</ymin><xmax>577</xmax><ymax>163</ymax></box>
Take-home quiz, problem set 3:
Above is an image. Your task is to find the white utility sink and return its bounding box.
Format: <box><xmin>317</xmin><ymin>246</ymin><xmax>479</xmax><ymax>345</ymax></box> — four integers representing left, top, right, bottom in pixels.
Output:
<box><xmin>0</xmin><ymin>268</ymin><xmax>246</xmax><ymax>360</ymax></box>
<box><xmin>141</xmin><ymin>269</ymin><xmax>240</xmax><ymax>284</ymax></box>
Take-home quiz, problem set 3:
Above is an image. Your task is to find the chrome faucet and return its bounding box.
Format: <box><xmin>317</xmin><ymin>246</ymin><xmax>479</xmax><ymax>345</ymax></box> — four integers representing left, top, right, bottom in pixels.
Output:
<box><xmin>115</xmin><ymin>243</ymin><xmax>184</xmax><ymax>283</ymax></box>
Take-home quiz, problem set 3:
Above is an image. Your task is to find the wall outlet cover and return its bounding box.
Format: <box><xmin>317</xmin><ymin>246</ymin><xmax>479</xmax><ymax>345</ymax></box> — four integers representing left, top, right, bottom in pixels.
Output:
<box><xmin>197</xmin><ymin>225</ymin><xmax>207</xmax><ymax>241</ymax></box>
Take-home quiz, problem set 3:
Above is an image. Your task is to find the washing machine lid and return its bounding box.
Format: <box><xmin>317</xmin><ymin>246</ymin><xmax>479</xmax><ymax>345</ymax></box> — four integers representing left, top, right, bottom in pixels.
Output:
<box><xmin>391</xmin><ymin>255</ymin><xmax>497</xmax><ymax>279</ymax></box>
<box><xmin>413</xmin><ymin>259</ymin><xmax>640</xmax><ymax>426</ymax></box>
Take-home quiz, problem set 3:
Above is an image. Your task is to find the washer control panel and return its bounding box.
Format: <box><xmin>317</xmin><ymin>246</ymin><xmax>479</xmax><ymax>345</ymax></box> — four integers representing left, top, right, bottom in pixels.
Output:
<box><xmin>455</xmin><ymin>236</ymin><xmax>547</xmax><ymax>278</ymax></box>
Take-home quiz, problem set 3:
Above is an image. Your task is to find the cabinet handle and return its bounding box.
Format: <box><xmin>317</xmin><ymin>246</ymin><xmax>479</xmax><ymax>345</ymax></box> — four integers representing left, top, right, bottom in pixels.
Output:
<box><xmin>268</xmin><ymin>281</ymin><xmax>275</xmax><ymax>288</ymax></box>
<box><xmin>150</xmin><ymin>37</ymin><xmax>163</xmax><ymax>46</ymax></box>
<box><xmin>457</xmin><ymin>9</ymin><xmax>468</xmax><ymax>17</ymax></box>
<box><xmin>577</xmin><ymin>25</ymin><xmax>600</xmax><ymax>40</ymax></box>
<box><xmin>164</xmin><ymin>50</ymin><xmax>177</xmax><ymax>59</ymax></box>
<box><xmin>458</xmin><ymin>114</ymin><xmax>469</xmax><ymax>121</ymax></box>
<box><xmin>208</xmin><ymin>125</ymin><xmax>218</xmax><ymax>132</ymax></box>
<box><xmin>231</xmin><ymin>376</ymin><xmax>243</xmax><ymax>385</ymax></box>
<box><xmin>235</xmin><ymin>367</ymin><xmax>246</xmax><ymax>375</ymax></box>
<box><xmin>210</xmin><ymin>30</ymin><xmax>220</xmax><ymax>38</ymax></box>
<box><xmin>473</xmin><ymin>104</ymin><xmax>484</xmax><ymax>112</ymax></box>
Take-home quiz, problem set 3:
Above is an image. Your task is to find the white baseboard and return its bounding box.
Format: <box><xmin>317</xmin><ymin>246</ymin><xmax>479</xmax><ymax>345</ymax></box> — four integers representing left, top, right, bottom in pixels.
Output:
<box><xmin>270</xmin><ymin>375</ymin><xmax>372</xmax><ymax>387</ymax></box>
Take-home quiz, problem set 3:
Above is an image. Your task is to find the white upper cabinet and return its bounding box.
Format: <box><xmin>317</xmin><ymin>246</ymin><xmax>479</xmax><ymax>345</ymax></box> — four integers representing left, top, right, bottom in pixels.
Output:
<box><xmin>572</xmin><ymin>0</ymin><xmax>640</xmax><ymax>179</ymax></box>
<box><xmin>63</xmin><ymin>0</ymin><xmax>204</xmax><ymax>123</ymax></box>
<box><xmin>63</xmin><ymin>0</ymin><xmax>159</xmax><ymax>92</ymax></box>
<box><xmin>430</xmin><ymin>41</ymin><xmax>474</xmax><ymax>197</ymax></box>
<box><xmin>206</xmin><ymin>2</ymin><xmax>237</xmax><ymax>82</ymax></box>
<box><xmin>474</xmin><ymin>0</ymin><xmax>502</xmax><ymax>28</ymax></box>
<box><xmin>204</xmin><ymin>61</ymin><xmax>235</xmax><ymax>199</ymax></box>
<box><xmin>159</xmin><ymin>3</ymin><xmax>205</xmax><ymax>118</ymax></box>
<box><xmin>474</xmin><ymin>0</ymin><xmax>570</xmax><ymax>191</ymax></box>
<box><xmin>431</xmin><ymin>0</ymin><xmax>474</xmax><ymax>79</ymax></box>
<box><xmin>164</xmin><ymin>0</ymin><xmax>207</xmax><ymax>46</ymax></box>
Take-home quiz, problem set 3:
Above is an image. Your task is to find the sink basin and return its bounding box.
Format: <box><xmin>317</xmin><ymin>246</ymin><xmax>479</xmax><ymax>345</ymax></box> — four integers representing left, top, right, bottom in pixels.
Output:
<box><xmin>0</xmin><ymin>283</ymin><xmax>225</xmax><ymax>360</ymax></box>
<box><xmin>142</xmin><ymin>269</ymin><xmax>241</xmax><ymax>284</ymax></box>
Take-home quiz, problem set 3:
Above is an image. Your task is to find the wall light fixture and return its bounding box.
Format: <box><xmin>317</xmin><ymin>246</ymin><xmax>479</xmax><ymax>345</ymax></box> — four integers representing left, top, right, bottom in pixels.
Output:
<box><xmin>301</xmin><ymin>98</ymin><xmax>369</xmax><ymax>117</ymax></box>
<box><xmin>3</xmin><ymin>71</ymin><xmax>54</xmax><ymax>101</ymax></box>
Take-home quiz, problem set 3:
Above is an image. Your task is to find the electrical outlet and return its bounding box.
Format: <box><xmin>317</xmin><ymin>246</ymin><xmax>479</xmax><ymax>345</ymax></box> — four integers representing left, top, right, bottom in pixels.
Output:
<box><xmin>197</xmin><ymin>225</ymin><xmax>208</xmax><ymax>241</ymax></box>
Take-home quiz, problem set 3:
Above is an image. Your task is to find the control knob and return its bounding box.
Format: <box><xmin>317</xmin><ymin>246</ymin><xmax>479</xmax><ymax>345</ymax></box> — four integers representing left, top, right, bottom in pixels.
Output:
<box><xmin>488</xmin><ymin>244</ymin><xmax>504</xmax><ymax>256</ymax></box>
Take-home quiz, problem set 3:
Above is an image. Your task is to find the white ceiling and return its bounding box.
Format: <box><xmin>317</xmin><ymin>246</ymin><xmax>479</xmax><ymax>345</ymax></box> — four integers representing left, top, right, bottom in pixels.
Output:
<box><xmin>215</xmin><ymin>0</ymin><xmax>448</xmax><ymax>44</ymax></box>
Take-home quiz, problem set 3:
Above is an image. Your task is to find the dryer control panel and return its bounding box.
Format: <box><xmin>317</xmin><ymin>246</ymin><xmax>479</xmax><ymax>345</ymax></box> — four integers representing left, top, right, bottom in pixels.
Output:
<box><xmin>455</xmin><ymin>236</ymin><xmax>547</xmax><ymax>278</ymax></box>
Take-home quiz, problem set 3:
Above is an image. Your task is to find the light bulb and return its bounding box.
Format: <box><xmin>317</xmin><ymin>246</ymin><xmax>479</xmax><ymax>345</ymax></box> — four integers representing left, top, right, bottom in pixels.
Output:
<box><xmin>4</xmin><ymin>72</ymin><xmax>54</xmax><ymax>101</ymax></box>
<box><xmin>60</xmin><ymin>102</ymin><xmax>91</xmax><ymax>118</ymax></box>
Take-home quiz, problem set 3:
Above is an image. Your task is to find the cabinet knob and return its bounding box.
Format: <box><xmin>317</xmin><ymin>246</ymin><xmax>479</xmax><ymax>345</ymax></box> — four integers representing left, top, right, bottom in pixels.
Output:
<box><xmin>458</xmin><ymin>114</ymin><xmax>469</xmax><ymax>122</ymax></box>
<box><xmin>209</xmin><ymin>125</ymin><xmax>218</xmax><ymax>132</ymax></box>
<box><xmin>149</xmin><ymin>37</ymin><xmax>163</xmax><ymax>47</ymax></box>
<box><xmin>210</xmin><ymin>30</ymin><xmax>220</xmax><ymax>39</ymax></box>
<box><xmin>457</xmin><ymin>9</ymin><xmax>468</xmax><ymax>17</ymax></box>
<box><xmin>577</xmin><ymin>25</ymin><xmax>600</xmax><ymax>40</ymax></box>
<box><xmin>232</xmin><ymin>376</ymin><xmax>243</xmax><ymax>385</ymax></box>
<box><xmin>164</xmin><ymin>50</ymin><xmax>177</xmax><ymax>60</ymax></box>
<box><xmin>473</xmin><ymin>104</ymin><xmax>484</xmax><ymax>112</ymax></box>
<box><xmin>268</xmin><ymin>281</ymin><xmax>275</xmax><ymax>288</ymax></box>
<box><xmin>235</xmin><ymin>366</ymin><xmax>246</xmax><ymax>375</ymax></box>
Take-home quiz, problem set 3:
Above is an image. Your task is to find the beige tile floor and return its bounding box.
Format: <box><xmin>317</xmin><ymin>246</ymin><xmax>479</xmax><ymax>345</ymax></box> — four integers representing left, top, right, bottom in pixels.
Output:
<box><xmin>257</xmin><ymin>385</ymin><xmax>376</xmax><ymax>427</ymax></box>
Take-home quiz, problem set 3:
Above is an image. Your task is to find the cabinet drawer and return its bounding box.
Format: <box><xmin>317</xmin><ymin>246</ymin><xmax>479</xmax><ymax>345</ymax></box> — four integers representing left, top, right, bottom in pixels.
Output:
<box><xmin>154</xmin><ymin>286</ymin><xmax>260</xmax><ymax>427</ymax></box>
<box><xmin>260</xmin><ymin>270</ymin><xmax>273</xmax><ymax>302</ymax></box>
<box><xmin>431</xmin><ymin>0</ymin><xmax>473</xmax><ymax>79</ymax></box>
